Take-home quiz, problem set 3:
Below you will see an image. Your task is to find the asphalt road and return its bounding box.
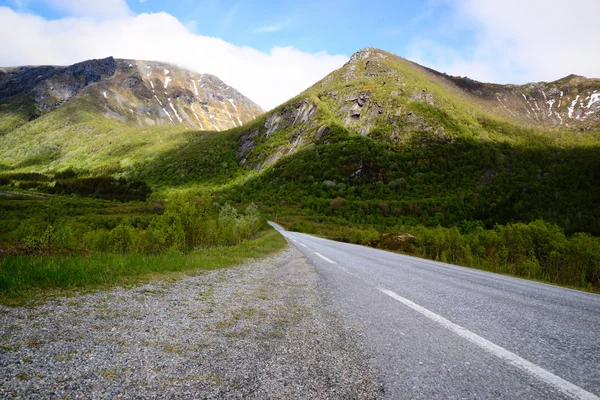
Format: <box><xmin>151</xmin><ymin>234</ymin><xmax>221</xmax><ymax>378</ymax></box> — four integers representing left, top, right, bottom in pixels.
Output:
<box><xmin>269</xmin><ymin>222</ymin><xmax>600</xmax><ymax>400</ymax></box>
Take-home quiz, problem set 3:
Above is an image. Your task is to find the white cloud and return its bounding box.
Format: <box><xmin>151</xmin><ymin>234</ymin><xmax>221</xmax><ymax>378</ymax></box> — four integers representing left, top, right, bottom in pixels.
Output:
<box><xmin>406</xmin><ymin>38</ymin><xmax>500</xmax><ymax>83</ymax></box>
<box><xmin>254</xmin><ymin>23</ymin><xmax>286</xmax><ymax>34</ymax></box>
<box><xmin>43</xmin><ymin>0</ymin><xmax>132</xmax><ymax>19</ymax></box>
<box><xmin>0</xmin><ymin>7</ymin><xmax>347</xmax><ymax>110</ymax></box>
<box><xmin>407</xmin><ymin>0</ymin><xmax>600</xmax><ymax>83</ymax></box>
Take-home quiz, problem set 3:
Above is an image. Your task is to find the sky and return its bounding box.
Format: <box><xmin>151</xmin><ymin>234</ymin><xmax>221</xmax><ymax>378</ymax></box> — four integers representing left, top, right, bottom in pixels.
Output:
<box><xmin>0</xmin><ymin>0</ymin><xmax>599</xmax><ymax>110</ymax></box>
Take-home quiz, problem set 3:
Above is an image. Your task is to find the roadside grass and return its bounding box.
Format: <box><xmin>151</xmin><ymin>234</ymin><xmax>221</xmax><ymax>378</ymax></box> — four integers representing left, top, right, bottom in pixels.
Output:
<box><xmin>0</xmin><ymin>229</ymin><xmax>287</xmax><ymax>306</ymax></box>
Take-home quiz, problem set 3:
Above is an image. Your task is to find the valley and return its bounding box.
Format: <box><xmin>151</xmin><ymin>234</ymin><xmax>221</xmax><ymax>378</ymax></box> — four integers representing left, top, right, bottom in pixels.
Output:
<box><xmin>0</xmin><ymin>45</ymin><xmax>599</xmax><ymax>399</ymax></box>
<box><xmin>1</xmin><ymin>48</ymin><xmax>599</xmax><ymax>294</ymax></box>
<box><xmin>4</xmin><ymin>0</ymin><xmax>600</xmax><ymax>394</ymax></box>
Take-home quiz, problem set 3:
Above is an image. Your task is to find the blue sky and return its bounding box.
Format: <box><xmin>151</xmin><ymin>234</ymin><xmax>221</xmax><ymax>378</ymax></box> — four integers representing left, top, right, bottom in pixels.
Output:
<box><xmin>1</xmin><ymin>0</ymin><xmax>599</xmax><ymax>109</ymax></box>
<box><xmin>126</xmin><ymin>0</ymin><xmax>457</xmax><ymax>56</ymax></box>
<box><xmin>6</xmin><ymin>0</ymin><xmax>461</xmax><ymax>57</ymax></box>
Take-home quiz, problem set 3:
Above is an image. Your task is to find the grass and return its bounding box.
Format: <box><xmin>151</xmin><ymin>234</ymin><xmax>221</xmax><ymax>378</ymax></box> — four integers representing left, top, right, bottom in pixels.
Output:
<box><xmin>0</xmin><ymin>229</ymin><xmax>287</xmax><ymax>306</ymax></box>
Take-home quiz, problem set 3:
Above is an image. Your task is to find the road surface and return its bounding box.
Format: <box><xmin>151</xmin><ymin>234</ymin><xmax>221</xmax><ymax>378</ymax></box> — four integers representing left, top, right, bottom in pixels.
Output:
<box><xmin>269</xmin><ymin>222</ymin><xmax>600</xmax><ymax>400</ymax></box>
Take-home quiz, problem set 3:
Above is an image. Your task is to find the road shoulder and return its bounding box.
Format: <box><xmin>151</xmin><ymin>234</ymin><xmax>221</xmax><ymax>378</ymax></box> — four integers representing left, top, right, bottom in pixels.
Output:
<box><xmin>0</xmin><ymin>244</ymin><xmax>383</xmax><ymax>398</ymax></box>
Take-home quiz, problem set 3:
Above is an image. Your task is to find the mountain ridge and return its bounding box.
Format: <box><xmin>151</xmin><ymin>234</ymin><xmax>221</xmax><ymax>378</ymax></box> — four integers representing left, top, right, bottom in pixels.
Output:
<box><xmin>379</xmin><ymin>48</ymin><xmax>600</xmax><ymax>129</ymax></box>
<box><xmin>0</xmin><ymin>56</ymin><xmax>263</xmax><ymax>134</ymax></box>
<box><xmin>233</xmin><ymin>47</ymin><xmax>600</xmax><ymax>170</ymax></box>
<box><xmin>0</xmin><ymin>47</ymin><xmax>598</xmax><ymax>239</ymax></box>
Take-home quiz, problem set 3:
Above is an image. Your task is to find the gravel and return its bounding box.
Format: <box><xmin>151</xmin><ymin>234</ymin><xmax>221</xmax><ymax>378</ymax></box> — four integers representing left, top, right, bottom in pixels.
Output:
<box><xmin>0</xmin><ymin>245</ymin><xmax>383</xmax><ymax>399</ymax></box>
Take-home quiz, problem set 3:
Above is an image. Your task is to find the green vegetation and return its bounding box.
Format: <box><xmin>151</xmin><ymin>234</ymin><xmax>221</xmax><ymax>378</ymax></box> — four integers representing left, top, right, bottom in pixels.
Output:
<box><xmin>0</xmin><ymin>94</ymin><xmax>39</xmax><ymax>136</ymax></box>
<box><xmin>0</xmin><ymin>193</ymin><xmax>265</xmax><ymax>254</ymax></box>
<box><xmin>0</xmin><ymin>189</ymin><xmax>282</xmax><ymax>304</ymax></box>
<box><xmin>228</xmin><ymin>124</ymin><xmax>600</xmax><ymax>235</ymax></box>
<box><xmin>410</xmin><ymin>221</ymin><xmax>600</xmax><ymax>290</ymax></box>
<box><xmin>0</xmin><ymin>93</ymin><xmax>192</xmax><ymax>173</ymax></box>
<box><xmin>1</xmin><ymin>48</ymin><xmax>599</xmax><ymax>296</ymax></box>
<box><xmin>282</xmin><ymin>217</ymin><xmax>599</xmax><ymax>292</ymax></box>
<box><xmin>0</xmin><ymin>229</ymin><xmax>285</xmax><ymax>305</ymax></box>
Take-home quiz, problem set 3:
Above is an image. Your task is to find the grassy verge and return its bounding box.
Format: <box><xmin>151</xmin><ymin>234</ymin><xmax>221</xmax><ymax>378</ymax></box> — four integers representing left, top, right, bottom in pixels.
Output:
<box><xmin>0</xmin><ymin>229</ymin><xmax>287</xmax><ymax>306</ymax></box>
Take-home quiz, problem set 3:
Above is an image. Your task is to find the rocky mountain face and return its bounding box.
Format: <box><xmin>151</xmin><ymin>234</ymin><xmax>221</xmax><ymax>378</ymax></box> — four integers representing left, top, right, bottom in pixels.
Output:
<box><xmin>423</xmin><ymin>68</ymin><xmax>600</xmax><ymax>131</ymax></box>
<box><xmin>236</xmin><ymin>47</ymin><xmax>600</xmax><ymax>169</ymax></box>
<box><xmin>333</xmin><ymin>48</ymin><xmax>600</xmax><ymax>131</ymax></box>
<box><xmin>0</xmin><ymin>57</ymin><xmax>263</xmax><ymax>133</ymax></box>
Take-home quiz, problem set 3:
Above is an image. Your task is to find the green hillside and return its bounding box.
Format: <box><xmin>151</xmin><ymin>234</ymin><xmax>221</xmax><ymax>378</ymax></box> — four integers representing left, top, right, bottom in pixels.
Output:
<box><xmin>1</xmin><ymin>49</ymin><xmax>599</xmax><ymax>292</ymax></box>
<box><xmin>220</xmin><ymin>48</ymin><xmax>600</xmax><ymax>235</ymax></box>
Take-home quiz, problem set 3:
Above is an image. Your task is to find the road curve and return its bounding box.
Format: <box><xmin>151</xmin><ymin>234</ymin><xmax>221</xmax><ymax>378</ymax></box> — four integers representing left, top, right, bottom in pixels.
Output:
<box><xmin>269</xmin><ymin>222</ymin><xmax>600</xmax><ymax>400</ymax></box>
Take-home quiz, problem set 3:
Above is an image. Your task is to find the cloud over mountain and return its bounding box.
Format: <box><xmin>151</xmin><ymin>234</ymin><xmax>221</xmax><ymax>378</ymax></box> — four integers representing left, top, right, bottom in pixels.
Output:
<box><xmin>0</xmin><ymin>6</ymin><xmax>347</xmax><ymax>110</ymax></box>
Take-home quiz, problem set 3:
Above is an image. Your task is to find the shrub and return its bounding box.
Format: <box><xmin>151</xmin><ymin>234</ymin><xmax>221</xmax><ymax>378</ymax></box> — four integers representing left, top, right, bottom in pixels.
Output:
<box><xmin>24</xmin><ymin>225</ymin><xmax>54</xmax><ymax>253</ymax></box>
<box><xmin>218</xmin><ymin>203</ymin><xmax>241</xmax><ymax>246</ymax></box>
<box><xmin>134</xmin><ymin>227</ymin><xmax>166</xmax><ymax>254</ymax></box>
<box><xmin>108</xmin><ymin>222</ymin><xmax>136</xmax><ymax>254</ymax></box>
<box><xmin>331</xmin><ymin>226</ymin><xmax>380</xmax><ymax>246</ymax></box>
<box><xmin>245</xmin><ymin>203</ymin><xmax>262</xmax><ymax>236</ymax></box>
<box><xmin>150</xmin><ymin>211</ymin><xmax>185</xmax><ymax>252</ymax></box>
<box><xmin>566</xmin><ymin>233</ymin><xmax>600</xmax><ymax>288</ymax></box>
<box><xmin>408</xmin><ymin>220</ymin><xmax>600</xmax><ymax>290</ymax></box>
<box><xmin>83</xmin><ymin>229</ymin><xmax>110</xmax><ymax>252</ymax></box>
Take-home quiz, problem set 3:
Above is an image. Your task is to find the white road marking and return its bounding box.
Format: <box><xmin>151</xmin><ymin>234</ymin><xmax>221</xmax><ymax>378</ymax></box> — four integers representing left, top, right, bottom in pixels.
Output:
<box><xmin>299</xmin><ymin>243</ymin><xmax>308</xmax><ymax>248</ymax></box>
<box><xmin>277</xmin><ymin>225</ymin><xmax>599</xmax><ymax>398</ymax></box>
<box><xmin>315</xmin><ymin>252</ymin><xmax>336</xmax><ymax>264</ymax></box>
<box><xmin>379</xmin><ymin>288</ymin><xmax>599</xmax><ymax>400</ymax></box>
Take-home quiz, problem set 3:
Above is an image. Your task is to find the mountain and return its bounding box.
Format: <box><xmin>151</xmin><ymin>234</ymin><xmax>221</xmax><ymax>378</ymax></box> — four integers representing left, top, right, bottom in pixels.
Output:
<box><xmin>222</xmin><ymin>48</ymin><xmax>600</xmax><ymax>235</ymax></box>
<box><xmin>235</xmin><ymin>47</ymin><xmax>600</xmax><ymax>169</ymax></box>
<box><xmin>336</xmin><ymin>48</ymin><xmax>600</xmax><ymax>131</ymax></box>
<box><xmin>0</xmin><ymin>56</ymin><xmax>262</xmax><ymax>135</ymax></box>
<box><xmin>0</xmin><ymin>57</ymin><xmax>262</xmax><ymax>174</ymax></box>
<box><xmin>1</xmin><ymin>48</ymin><xmax>599</xmax><ymax>235</ymax></box>
<box><xmin>417</xmin><ymin>64</ymin><xmax>600</xmax><ymax>130</ymax></box>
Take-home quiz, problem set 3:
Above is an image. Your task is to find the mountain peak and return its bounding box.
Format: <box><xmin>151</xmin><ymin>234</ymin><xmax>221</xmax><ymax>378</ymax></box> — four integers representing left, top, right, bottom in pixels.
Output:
<box><xmin>347</xmin><ymin>47</ymin><xmax>391</xmax><ymax>64</ymax></box>
<box><xmin>551</xmin><ymin>73</ymin><xmax>591</xmax><ymax>85</ymax></box>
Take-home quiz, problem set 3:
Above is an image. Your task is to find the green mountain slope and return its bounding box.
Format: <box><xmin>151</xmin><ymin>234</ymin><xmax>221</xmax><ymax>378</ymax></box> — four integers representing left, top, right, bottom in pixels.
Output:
<box><xmin>0</xmin><ymin>57</ymin><xmax>262</xmax><ymax>175</ymax></box>
<box><xmin>1</xmin><ymin>48</ymin><xmax>599</xmax><ymax>235</ymax></box>
<box><xmin>236</xmin><ymin>48</ymin><xmax>600</xmax><ymax>169</ymax></box>
<box><xmin>221</xmin><ymin>48</ymin><xmax>600</xmax><ymax>235</ymax></box>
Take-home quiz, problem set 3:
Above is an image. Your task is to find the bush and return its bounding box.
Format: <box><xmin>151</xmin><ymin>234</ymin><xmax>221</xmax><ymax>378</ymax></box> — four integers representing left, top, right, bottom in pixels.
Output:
<box><xmin>330</xmin><ymin>197</ymin><xmax>344</xmax><ymax>210</ymax></box>
<box><xmin>245</xmin><ymin>203</ymin><xmax>262</xmax><ymax>236</ymax></box>
<box><xmin>408</xmin><ymin>220</ymin><xmax>600</xmax><ymax>289</ymax></box>
<box><xmin>566</xmin><ymin>233</ymin><xmax>600</xmax><ymax>288</ymax></box>
<box><xmin>349</xmin><ymin>227</ymin><xmax>380</xmax><ymax>245</ymax></box>
<box><xmin>52</xmin><ymin>176</ymin><xmax>150</xmax><ymax>202</ymax></box>
<box><xmin>24</xmin><ymin>225</ymin><xmax>54</xmax><ymax>253</ymax></box>
<box><xmin>289</xmin><ymin>221</ymin><xmax>318</xmax><ymax>234</ymax></box>
<box><xmin>331</xmin><ymin>226</ymin><xmax>380</xmax><ymax>246</ymax></box>
<box><xmin>77</xmin><ymin>200</ymin><xmax>265</xmax><ymax>254</ymax></box>
<box><xmin>83</xmin><ymin>229</ymin><xmax>110</xmax><ymax>252</ymax></box>
<box><xmin>108</xmin><ymin>222</ymin><xmax>136</xmax><ymax>253</ymax></box>
<box><xmin>150</xmin><ymin>211</ymin><xmax>185</xmax><ymax>252</ymax></box>
<box><xmin>134</xmin><ymin>227</ymin><xmax>166</xmax><ymax>254</ymax></box>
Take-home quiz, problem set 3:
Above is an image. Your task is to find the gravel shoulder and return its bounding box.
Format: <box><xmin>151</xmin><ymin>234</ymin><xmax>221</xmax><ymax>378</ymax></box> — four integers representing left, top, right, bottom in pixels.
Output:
<box><xmin>0</xmin><ymin>244</ymin><xmax>383</xmax><ymax>399</ymax></box>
